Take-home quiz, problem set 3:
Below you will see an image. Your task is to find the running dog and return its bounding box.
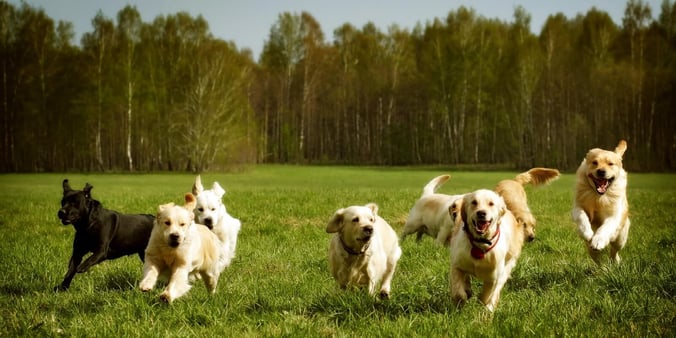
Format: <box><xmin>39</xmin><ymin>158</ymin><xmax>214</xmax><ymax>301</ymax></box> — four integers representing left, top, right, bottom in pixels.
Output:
<box><xmin>326</xmin><ymin>203</ymin><xmax>402</xmax><ymax>299</ymax></box>
<box><xmin>449</xmin><ymin>189</ymin><xmax>524</xmax><ymax>312</ymax></box>
<box><xmin>401</xmin><ymin>174</ymin><xmax>465</xmax><ymax>246</ymax></box>
<box><xmin>572</xmin><ymin>140</ymin><xmax>630</xmax><ymax>264</ymax></box>
<box><xmin>139</xmin><ymin>193</ymin><xmax>223</xmax><ymax>303</ymax></box>
<box><xmin>495</xmin><ymin>167</ymin><xmax>560</xmax><ymax>241</ymax></box>
<box><xmin>55</xmin><ymin>179</ymin><xmax>154</xmax><ymax>291</ymax></box>
<box><xmin>192</xmin><ymin>175</ymin><xmax>241</xmax><ymax>271</ymax></box>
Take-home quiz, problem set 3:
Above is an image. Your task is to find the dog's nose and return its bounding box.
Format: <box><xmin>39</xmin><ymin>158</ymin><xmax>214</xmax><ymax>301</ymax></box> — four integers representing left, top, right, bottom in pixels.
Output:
<box><xmin>203</xmin><ymin>218</ymin><xmax>212</xmax><ymax>226</ymax></box>
<box><xmin>57</xmin><ymin>209</ymin><xmax>66</xmax><ymax>218</ymax></box>
<box><xmin>597</xmin><ymin>169</ymin><xmax>606</xmax><ymax>178</ymax></box>
<box><xmin>169</xmin><ymin>233</ymin><xmax>180</xmax><ymax>241</ymax></box>
<box><xmin>476</xmin><ymin>210</ymin><xmax>486</xmax><ymax>219</ymax></box>
<box><xmin>363</xmin><ymin>225</ymin><xmax>373</xmax><ymax>235</ymax></box>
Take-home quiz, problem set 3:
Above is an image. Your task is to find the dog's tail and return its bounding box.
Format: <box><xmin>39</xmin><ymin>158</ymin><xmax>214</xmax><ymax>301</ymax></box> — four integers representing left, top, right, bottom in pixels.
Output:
<box><xmin>514</xmin><ymin>167</ymin><xmax>560</xmax><ymax>186</ymax></box>
<box><xmin>421</xmin><ymin>175</ymin><xmax>451</xmax><ymax>197</ymax></box>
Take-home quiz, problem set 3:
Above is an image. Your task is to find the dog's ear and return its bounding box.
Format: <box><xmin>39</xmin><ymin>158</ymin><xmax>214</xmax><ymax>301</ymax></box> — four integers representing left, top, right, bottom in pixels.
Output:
<box><xmin>365</xmin><ymin>203</ymin><xmax>379</xmax><ymax>216</ymax></box>
<box><xmin>460</xmin><ymin>195</ymin><xmax>470</xmax><ymax>223</ymax></box>
<box><xmin>212</xmin><ymin>182</ymin><xmax>226</xmax><ymax>198</ymax></box>
<box><xmin>184</xmin><ymin>193</ymin><xmax>197</xmax><ymax>212</ymax></box>
<box><xmin>326</xmin><ymin>209</ymin><xmax>345</xmax><ymax>233</ymax></box>
<box><xmin>192</xmin><ymin>175</ymin><xmax>204</xmax><ymax>196</ymax></box>
<box><xmin>158</xmin><ymin>202</ymin><xmax>174</xmax><ymax>214</ymax></box>
<box><xmin>83</xmin><ymin>183</ymin><xmax>93</xmax><ymax>198</ymax></box>
<box><xmin>615</xmin><ymin>140</ymin><xmax>627</xmax><ymax>157</ymax></box>
<box><xmin>62</xmin><ymin>179</ymin><xmax>72</xmax><ymax>193</ymax></box>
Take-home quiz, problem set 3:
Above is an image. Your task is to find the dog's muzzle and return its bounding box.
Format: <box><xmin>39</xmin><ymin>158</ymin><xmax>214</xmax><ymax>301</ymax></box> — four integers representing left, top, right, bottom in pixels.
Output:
<box><xmin>168</xmin><ymin>234</ymin><xmax>181</xmax><ymax>248</ymax></box>
<box><xmin>588</xmin><ymin>173</ymin><xmax>614</xmax><ymax>195</ymax></box>
<box><xmin>472</xmin><ymin>211</ymin><xmax>492</xmax><ymax>235</ymax></box>
<box><xmin>202</xmin><ymin>217</ymin><xmax>213</xmax><ymax>229</ymax></box>
<box><xmin>57</xmin><ymin>209</ymin><xmax>73</xmax><ymax>225</ymax></box>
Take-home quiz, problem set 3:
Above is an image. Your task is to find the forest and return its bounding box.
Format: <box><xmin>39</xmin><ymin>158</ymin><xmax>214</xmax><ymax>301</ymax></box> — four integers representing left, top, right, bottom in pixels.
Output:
<box><xmin>1</xmin><ymin>0</ymin><xmax>674</xmax><ymax>172</ymax></box>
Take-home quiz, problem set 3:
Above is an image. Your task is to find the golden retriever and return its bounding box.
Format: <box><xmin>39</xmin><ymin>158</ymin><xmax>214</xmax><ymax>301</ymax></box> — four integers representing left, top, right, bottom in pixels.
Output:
<box><xmin>401</xmin><ymin>174</ymin><xmax>465</xmax><ymax>246</ymax></box>
<box><xmin>494</xmin><ymin>167</ymin><xmax>560</xmax><ymax>241</ymax></box>
<box><xmin>572</xmin><ymin>140</ymin><xmax>630</xmax><ymax>264</ymax></box>
<box><xmin>139</xmin><ymin>193</ymin><xmax>222</xmax><ymax>303</ymax></box>
<box><xmin>326</xmin><ymin>203</ymin><xmax>402</xmax><ymax>299</ymax></box>
<box><xmin>449</xmin><ymin>189</ymin><xmax>524</xmax><ymax>312</ymax></box>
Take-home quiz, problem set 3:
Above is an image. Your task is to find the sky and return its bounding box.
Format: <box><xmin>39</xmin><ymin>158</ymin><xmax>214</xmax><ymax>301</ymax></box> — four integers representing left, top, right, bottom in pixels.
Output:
<box><xmin>9</xmin><ymin>0</ymin><xmax>665</xmax><ymax>60</ymax></box>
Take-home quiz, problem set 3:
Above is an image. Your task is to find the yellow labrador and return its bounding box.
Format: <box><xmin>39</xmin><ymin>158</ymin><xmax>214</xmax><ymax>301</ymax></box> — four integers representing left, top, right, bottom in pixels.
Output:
<box><xmin>139</xmin><ymin>193</ymin><xmax>222</xmax><ymax>303</ymax></box>
<box><xmin>449</xmin><ymin>189</ymin><xmax>524</xmax><ymax>312</ymax></box>
<box><xmin>401</xmin><ymin>174</ymin><xmax>465</xmax><ymax>246</ymax></box>
<box><xmin>326</xmin><ymin>203</ymin><xmax>401</xmax><ymax>299</ymax></box>
<box><xmin>495</xmin><ymin>167</ymin><xmax>560</xmax><ymax>241</ymax></box>
<box><xmin>572</xmin><ymin>140</ymin><xmax>630</xmax><ymax>264</ymax></box>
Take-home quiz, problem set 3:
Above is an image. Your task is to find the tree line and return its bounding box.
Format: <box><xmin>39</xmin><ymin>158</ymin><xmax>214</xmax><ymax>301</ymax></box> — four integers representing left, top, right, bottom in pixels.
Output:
<box><xmin>1</xmin><ymin>0</ymin><xmax>674</xmax><ymax>172</ymax></box>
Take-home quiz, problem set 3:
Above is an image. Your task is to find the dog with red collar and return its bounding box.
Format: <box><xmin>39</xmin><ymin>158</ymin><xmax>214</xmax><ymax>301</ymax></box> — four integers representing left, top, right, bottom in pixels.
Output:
<box><xmin>448</xmin><ymin>189</ymin><xmax>524</xmax><ymax>312</ymax></box>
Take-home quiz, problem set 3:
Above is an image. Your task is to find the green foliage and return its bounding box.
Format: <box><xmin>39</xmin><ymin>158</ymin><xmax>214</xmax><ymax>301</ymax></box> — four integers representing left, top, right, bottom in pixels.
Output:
<box><xmin>0</xmin><ymin>166</ymin><xmax>674</xmax><ymax>336</ymax></box>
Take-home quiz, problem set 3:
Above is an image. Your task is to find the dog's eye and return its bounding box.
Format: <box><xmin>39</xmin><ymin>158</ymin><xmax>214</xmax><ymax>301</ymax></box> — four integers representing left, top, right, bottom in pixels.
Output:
<box><xmin>352</xmin><ymin>217</ymin><xmax>359</xmax><ymax>223</ymax></box>
<box><xmin>471</xmin><ymin>200</ymin><xmax>477</xmax><ymax>206</ymax></box>
<box><xmin>608</xmin><ymin>162</ymin><xmax>614</xmax><ymax>166</ymax></box>
<box><xmin>489</xmin><ymin>201</ymin><xmax>494</xmax><ymax>207</ymax></box>
<box><xmin>211</xmin><ymin>208</ymin><xmax>216</xmax><ymax>211</ymax></box>
<box><xmin>198</xmin><ymin>208</ymin><xmax>204</xmax><ymax>212</ymax></box>
<box><xmin>370</xmin><ymin>218</ymin><xmax>374</xmax><ymax>223</ymax></box>
<box><xmin>180</xmin><ymin>222</ymin><xmax>186</xmax><ymax>227</ymax></box>
<box><xmin>164</xmin><ymin>221</ymin><xmax>171</xmax><ymax>226</ymax></box>
<box><xmin>592</xmin><ymin>160</ymin><xmax>598</xmax><ymax>165</ymax></box>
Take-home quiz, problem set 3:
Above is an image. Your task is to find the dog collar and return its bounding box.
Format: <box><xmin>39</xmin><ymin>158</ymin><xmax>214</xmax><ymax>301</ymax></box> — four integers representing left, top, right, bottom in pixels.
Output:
<box><xmin>339</xmin><ymin>235</ymin><xmax>369</xmax><ymax>256</ymax></box>
<box><xmin>464</xmin><ymin>223</ymin><xmax>500</xmax><ymax>259</ymax></box>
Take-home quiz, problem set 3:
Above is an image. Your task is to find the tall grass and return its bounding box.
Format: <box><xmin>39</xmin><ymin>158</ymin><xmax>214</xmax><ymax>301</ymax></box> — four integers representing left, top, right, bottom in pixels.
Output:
<box><xmin>0</xmin><ymin>166</ymin><xmax>674</xmax><ymax>336</ymax></box>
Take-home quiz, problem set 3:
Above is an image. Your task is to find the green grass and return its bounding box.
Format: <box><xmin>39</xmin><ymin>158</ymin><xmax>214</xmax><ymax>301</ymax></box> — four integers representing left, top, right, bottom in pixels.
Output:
<box><xmin>0</xmin><ymin>166</ymin><xmax>674</xmax><ymax>337</ymax></box>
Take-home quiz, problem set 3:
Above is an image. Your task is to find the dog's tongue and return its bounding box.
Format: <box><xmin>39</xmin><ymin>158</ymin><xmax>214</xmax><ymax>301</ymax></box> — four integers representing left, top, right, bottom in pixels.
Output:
<box><xmin>590</xmin><ymin>175</ymin><xmax>610</xmax><ymax>194</ymax></box>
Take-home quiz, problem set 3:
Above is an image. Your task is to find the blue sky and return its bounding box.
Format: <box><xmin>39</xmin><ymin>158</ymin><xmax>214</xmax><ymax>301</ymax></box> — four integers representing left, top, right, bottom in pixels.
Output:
<box><xmin>10</xmin><ymin>0</ymin><xmax>665</xmax><ymax>60</ymax></box>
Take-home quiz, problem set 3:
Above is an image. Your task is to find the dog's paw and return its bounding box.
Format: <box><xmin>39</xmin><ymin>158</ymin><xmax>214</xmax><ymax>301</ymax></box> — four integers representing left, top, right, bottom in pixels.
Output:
<box><xmin>53</xmin><ymin>284</ymin><xmax>68</xmax><ymax>292</ymax></box>
<box><xmin>590</xmin><ymin>234</ymin><xmax>609</xmax><ymax>251</ymax></box>
<box><xmin>579</xmin><ymin>229</ymin><xmax>594</xmax><ymax>242</ymax></box>
<box><xmin>379</xmin><ymin>290</ymin><xmax>390</xmax><ymax>300</ymax></box>
<box><xmin>159</xmin><ymin>291</ymin><xmax>173</xmax><ymax>303</ymax></box>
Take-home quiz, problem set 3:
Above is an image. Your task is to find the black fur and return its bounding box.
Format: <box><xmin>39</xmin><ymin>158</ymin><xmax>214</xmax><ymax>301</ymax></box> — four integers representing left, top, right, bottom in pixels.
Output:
<box><xmin>55</xmin><ymin>179</ymin><xmax>154</xmax><ymax>291</ymax></box>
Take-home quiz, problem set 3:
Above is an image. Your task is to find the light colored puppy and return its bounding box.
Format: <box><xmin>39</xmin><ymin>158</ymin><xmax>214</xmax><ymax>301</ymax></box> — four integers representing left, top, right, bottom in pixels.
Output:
<box><xmin>192</xmin><ymin>175</ymin><xmax>241</xmax><ymax>271</ymax></box>
<box><xmin>139</xmin><ymin>193</ymin><xmax>222</xmax><ymax>303</ymax></box>
<box><xmin>572</xmin><ymin>140</ymin><xmax>630</xmax><ymax>264</ymax></box>
<box><xmin>449</xmin><ymin>189</ymin><xmax>524</xmax><ymax>312</ymax></box>
<box><xmin>326</xmin><ymin>203</ymin><xmax>402</xmax><ymax>299</ymax></box>
<box><xmin>401</xmin><ymin>174</ymin><xmax>465</xmax><ymax>246</ymax></box>
<box><xmin>495</xmin><ymin>167</ymin><xmax>560</xmax><ymax>242</ymax></box>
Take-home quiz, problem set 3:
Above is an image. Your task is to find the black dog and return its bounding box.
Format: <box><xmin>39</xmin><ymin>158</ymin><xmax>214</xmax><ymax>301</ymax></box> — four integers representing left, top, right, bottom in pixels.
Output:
<box><xmin>55</xmin><ymin>179</ymin><xmax>154</xmax><ymax>291</ymax></box>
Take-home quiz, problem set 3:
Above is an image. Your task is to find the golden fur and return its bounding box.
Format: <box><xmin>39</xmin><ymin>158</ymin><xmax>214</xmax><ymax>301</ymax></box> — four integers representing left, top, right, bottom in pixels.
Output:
<box><xmin>139</xmin><ymin>193</ymin><xmax>222</xmax><ymax>303</ymax></box>
<box><xmin>401</xmin><ymin>174</ymin><xmax>465</xmax><ymax>246</ymax></box>
<box><xmin>572</xmin><ymin>140</ymin><xmax>630</xmax><ymax>264</ymax></box>
<box><xmin>326</xmin><ymin>203</ymin><xmax>402</xmax><ymax>299</ymax></box>
<box><xmin>449</xmin><ymin>189</ymin><xmax>524</xmax><ymax>312</ymax></box>
<box><xmin>495</xmin><ymin>167</ymin><xmax>560</xmax><ymax>241</ymax></box>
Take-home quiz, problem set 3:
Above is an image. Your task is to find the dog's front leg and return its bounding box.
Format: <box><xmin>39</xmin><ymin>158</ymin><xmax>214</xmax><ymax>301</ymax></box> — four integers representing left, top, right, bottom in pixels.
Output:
<box><xmin>590</xmin><ymin>207</ymin><xmax>624</xmax><ymax>251</ymax></box>
<box><xmin>572</xmin><ymin>207</ymin><xmax>594</xmax><ymax>242</ymax></box>
<box><xmin>139</xmin><ymin>260</ymin><xmax>160</xmax><ymax>292</ymax></box>
<box><xmin>450</xmin><ymin>267</ymin><xmax>471</xmax><ymax>305</ymax></box>
<box><xmin>55</xmin><ymin>249</ymin><xmax>85</xmax><ymax>291</ymax></box>
<box><xmin>479</xmin><ymin>278</ymin><xmax>499</xmax><ymax>312</ymax></box>
<box><xmin>161</xmin><ymin>267</ymin><xmax>191</xmax><ymax>303</ymax></box>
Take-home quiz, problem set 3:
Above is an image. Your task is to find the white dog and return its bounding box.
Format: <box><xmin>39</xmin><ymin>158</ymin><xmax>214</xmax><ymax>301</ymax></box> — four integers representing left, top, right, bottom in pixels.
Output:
<box><xmin>449</xmin><ymin>189</ymin><xmax>524</xmax><ymax>312</ymax></box>
<box><xmin>139</xmin><ymin>193</ymin><xmax>223</xmax><ymax>303</ymax></box>
<box><xmin>572</xmin><ymin>140</ymin><xmax>630</xmax><ymax>264</ymax></box>
<box><xmin>192</xmin><ymin>175</ymin><xmax>241</xmax><ymax>271</ymax></box>
<box><xmin>326</xmin><ymin>203</ymin><xmax>402</xmax><ymax>299</ymax></box>
<box><xmin>401</xmin><ymin>174</ymin><xmax>465</xmax><ymax>246</ymax></box>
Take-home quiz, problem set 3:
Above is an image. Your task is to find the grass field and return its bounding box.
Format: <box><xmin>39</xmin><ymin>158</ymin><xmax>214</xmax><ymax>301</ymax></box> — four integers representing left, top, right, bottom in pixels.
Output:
<box><xmin>0</xmin><ymin>166</ymin><xmax>674</xmax><ymax>337</ymax></box>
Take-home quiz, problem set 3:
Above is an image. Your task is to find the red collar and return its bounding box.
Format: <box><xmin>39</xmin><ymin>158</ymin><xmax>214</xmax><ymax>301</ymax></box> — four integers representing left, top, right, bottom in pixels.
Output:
<box><xmin>464</xmin><ymin>223</ymin><xmax>500</xmax><ymax>259</ymax></box>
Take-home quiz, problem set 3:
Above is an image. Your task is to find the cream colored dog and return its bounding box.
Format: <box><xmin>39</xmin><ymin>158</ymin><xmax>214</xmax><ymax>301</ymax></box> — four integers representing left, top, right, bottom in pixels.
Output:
<box><xmin>139</xmin><ymin>193</ymin><xmax>222</xmax><ymax>303</ymax></box>
<box><xmin>326</xmin><ymin>203</ymin><xmax>402</xmax><ymax>299</ymax></box>
<box><xmin>449</xmin><ymin>189</ymin><xmax>524</xmax><ymax>312</ymax></box>
<box><xmin>495</xmin><ymin>167</ymin><xmax>560</xmax><ymax>242</ymax></box>
<box><xmin>572</xmin><ymin>140</ymin><xmax>630</xmax><ymax>264</ymax></box>
<box><xmin>192</xmin><ymin>175</ymin><xmax>241</xmax><ymax>271</ymax></box>
<box><xmin>401</xmin><ymin>174</ymin><xmax>465</xmax><ymax>246</ymax></box>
